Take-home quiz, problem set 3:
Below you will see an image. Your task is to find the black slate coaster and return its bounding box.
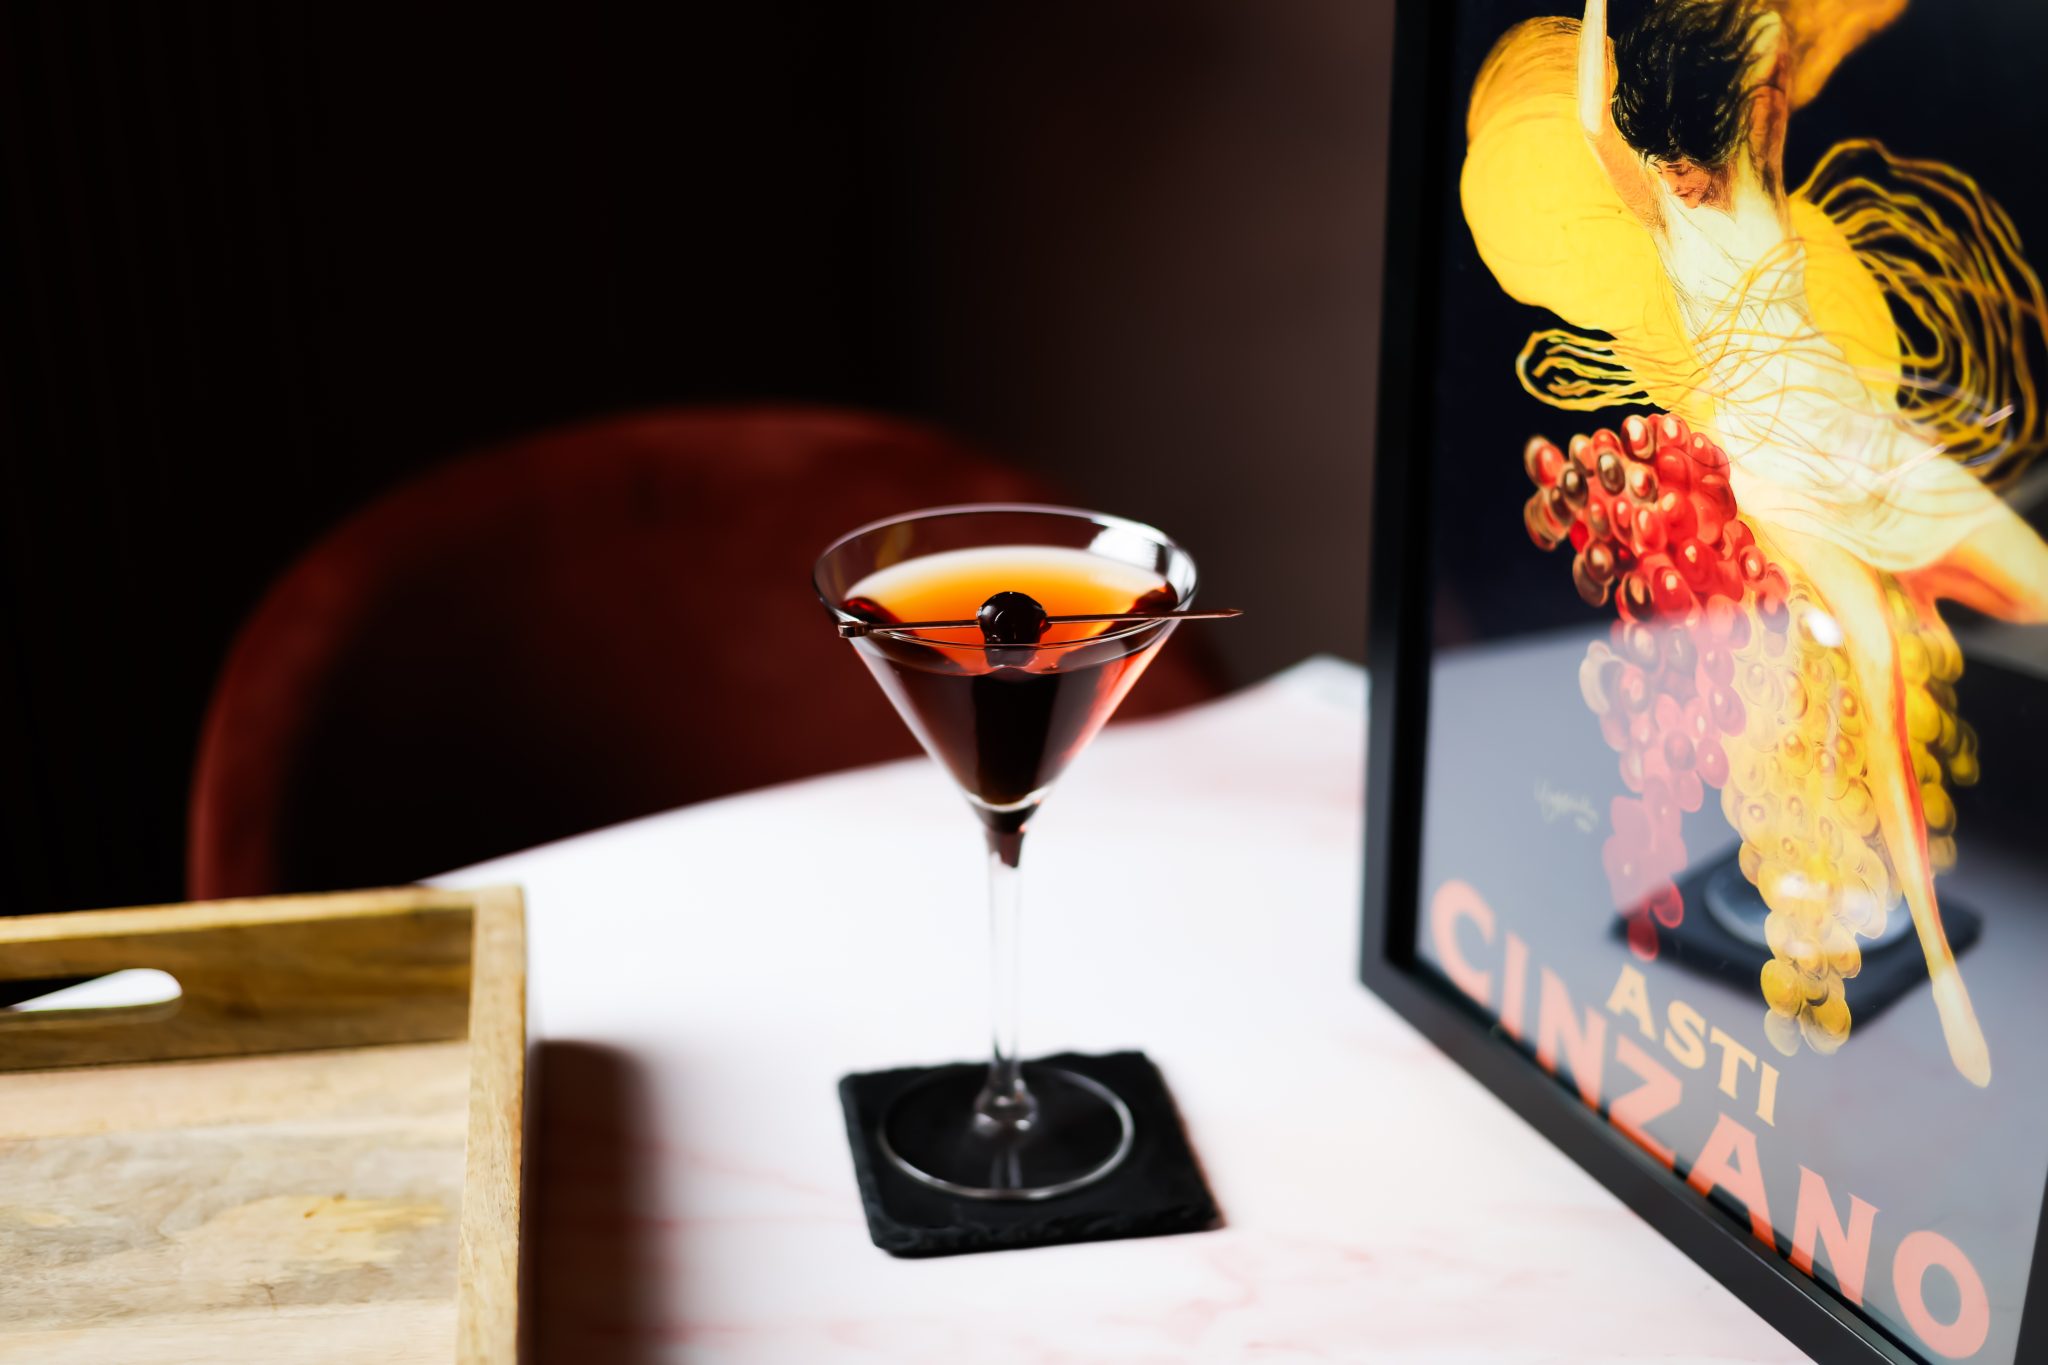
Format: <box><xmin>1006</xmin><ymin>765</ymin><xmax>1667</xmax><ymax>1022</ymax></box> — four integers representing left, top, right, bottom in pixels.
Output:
<box><xmin>1619</xmin><ymin>852</ymin><xmax>1982</xmax><ymax>1023</ymax></box>
<box><xmin>839</xmin><ymin>1050</ymin><xmax>1221</xmax><ymax>1257</ymax></box>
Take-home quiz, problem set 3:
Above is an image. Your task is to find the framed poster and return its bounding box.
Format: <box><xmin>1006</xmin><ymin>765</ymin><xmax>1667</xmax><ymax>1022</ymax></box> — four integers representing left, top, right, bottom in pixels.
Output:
<box><xmin>1361</xmin><ymin>2</ymin><xmax>2048</xmax><ymax>1361</ymax></box>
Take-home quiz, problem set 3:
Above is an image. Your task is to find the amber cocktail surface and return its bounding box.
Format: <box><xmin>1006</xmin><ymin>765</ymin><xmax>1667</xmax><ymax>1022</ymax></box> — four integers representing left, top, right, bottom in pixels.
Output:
<box><xmin>843</xmin><ymin>545</ymin><xmax>1177</xmax><ymax>827</ymax></box>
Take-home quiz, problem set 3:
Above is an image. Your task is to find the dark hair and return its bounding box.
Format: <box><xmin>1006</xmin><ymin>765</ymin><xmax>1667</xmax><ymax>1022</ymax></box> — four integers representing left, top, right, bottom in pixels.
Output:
<box><xmin>1611</xmin><ymin>0</ymin><xmax>1768</xmax><ymax>169</ymax></box>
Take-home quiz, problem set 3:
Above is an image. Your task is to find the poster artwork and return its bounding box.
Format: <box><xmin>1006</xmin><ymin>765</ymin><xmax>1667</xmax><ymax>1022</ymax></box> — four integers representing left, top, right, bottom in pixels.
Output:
<box><xmin>1420</xmin><ymin>3</ymin><xmax>2048</xmax><ymax>1359</ymax></box>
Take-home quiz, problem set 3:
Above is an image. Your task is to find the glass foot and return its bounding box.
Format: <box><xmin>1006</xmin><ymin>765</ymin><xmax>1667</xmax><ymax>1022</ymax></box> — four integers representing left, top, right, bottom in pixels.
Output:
<box><xmin>877</xmin><ymin>1063</ymin><xmax>1135</xmax><ymax>1202</ymax></box>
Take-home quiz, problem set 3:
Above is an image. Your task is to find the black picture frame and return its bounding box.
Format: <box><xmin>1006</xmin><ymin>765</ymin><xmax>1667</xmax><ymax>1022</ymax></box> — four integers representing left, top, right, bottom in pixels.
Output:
<box><xmin>1359</xmin><ymin>4</ymin><xmax>2048</xmax><ymax>1363</ymax></box>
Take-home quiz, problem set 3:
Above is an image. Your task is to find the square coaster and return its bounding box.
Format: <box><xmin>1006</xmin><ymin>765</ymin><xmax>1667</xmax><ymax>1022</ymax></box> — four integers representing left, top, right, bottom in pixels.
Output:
<box><xmin>839</xmin><ymin>1050</ymin><xmax>1221</xmax><ymax>1257</ymax></box>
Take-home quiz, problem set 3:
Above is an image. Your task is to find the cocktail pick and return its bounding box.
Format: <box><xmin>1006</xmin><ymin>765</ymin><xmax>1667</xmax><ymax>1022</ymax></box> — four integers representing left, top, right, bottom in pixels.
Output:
<box><xmin>836</xmin><ymin>606</ymin><xmax>1242</xmax><ymax>640</ymax></box>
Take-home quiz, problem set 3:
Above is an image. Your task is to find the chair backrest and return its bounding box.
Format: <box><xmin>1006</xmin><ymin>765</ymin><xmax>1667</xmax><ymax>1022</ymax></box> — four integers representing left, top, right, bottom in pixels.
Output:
<box><xmin>187</xmin><ymin>406</ymin><xmax>1223</xmax><ymax>899</ymax></box>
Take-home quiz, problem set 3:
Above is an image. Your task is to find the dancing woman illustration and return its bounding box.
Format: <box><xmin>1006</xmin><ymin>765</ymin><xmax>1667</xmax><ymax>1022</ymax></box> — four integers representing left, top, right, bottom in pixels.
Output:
<box><xmin>1465</xmin><ymin>0</ymin><xmax>2048</xmax><ymax>1083</ymax></box>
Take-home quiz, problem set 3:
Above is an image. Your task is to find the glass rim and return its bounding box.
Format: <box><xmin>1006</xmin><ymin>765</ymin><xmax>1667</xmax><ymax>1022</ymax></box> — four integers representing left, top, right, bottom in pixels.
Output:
<box><xmin>812</xmin><ymin>501</ymin><xmax>1199</xmax><ymax>654</ymax></box>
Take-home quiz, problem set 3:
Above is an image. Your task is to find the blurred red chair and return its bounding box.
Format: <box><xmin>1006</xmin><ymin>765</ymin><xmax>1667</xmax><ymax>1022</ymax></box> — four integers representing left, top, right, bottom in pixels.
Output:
<box><xmin>188</xmin><ymin>406</ymin><xmax>1225</xmax><ymax>899</ymax></box>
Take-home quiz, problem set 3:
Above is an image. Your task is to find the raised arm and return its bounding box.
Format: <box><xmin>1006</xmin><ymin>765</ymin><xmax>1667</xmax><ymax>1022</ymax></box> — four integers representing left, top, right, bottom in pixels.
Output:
<box><xmin>1579</xmin><ymin>0</ymin><xmax>1661</xmax><ymax>227</ymax></box>
<box><xmin>1748</xmin><ymin>10</ymin><xmax>1791</xmax><ymax>198</ymax></box>
<box><xmin>1575</xmin><ymin>0</ymin><xmax>1614</xmax><ymax>136</ymax></box>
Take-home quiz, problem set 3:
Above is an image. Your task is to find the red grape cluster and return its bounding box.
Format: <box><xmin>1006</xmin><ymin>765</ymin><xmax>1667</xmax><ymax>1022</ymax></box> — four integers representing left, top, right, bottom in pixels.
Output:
<box><xmin>1523</xmin><ymin>413</ymin><xmax>1781</xmax><ymax>624</ymax></box>
<box><xmin>1524</xmin><ymin>414</ymin><xmax>1789</xmax><ymax>958</ymax></box>
<box><xmin>1526</xmin><ymin>414</ymin><xmax>1986</xmax><ymax>1058</ymax></box>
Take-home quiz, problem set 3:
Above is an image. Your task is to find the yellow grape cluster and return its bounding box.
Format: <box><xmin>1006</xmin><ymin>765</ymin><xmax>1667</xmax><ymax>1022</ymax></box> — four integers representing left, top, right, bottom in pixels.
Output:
<box><xmin>1716</xmin><ymin>567</ymin><xmax>1976</xmax><ymax>1058</ymax></box>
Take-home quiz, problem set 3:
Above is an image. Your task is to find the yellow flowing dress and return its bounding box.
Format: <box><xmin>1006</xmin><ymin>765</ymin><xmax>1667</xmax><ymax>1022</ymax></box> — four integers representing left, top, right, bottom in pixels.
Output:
<box><xmin>1460</xmin><ymin>14</ymin><xmax>2048</xmax><ymax>573</ymax></box>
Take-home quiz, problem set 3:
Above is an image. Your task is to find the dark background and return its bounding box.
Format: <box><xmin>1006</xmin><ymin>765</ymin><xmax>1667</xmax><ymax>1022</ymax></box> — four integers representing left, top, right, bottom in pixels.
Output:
<box><xmin>0</xmin><ymin>1</ymin><xmax>1393</xmax><ymax>916</ymax></box>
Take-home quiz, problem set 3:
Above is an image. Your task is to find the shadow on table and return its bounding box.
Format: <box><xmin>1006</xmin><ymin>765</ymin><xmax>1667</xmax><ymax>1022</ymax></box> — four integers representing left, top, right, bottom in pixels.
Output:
<box><xmin>530</xmin><ymin>1041</ymin><xmax>668</xmax><ymax>1365</ymax></box>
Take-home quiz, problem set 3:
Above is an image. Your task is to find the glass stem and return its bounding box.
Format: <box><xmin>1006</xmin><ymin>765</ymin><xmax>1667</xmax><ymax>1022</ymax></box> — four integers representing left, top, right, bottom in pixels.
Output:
<box><xmin>973</xmin><ymin>825</ymin><xmax>1038</xmax><ymax>1141</ymax></box>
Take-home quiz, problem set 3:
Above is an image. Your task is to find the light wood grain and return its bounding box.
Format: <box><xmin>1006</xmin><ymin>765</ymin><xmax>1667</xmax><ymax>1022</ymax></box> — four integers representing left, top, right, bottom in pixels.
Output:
<box><xmin>0</xmin><ymin>888</ymin><xmax>478</xmax><ymax>1071</ymax></box>
<box><xmin>0</xmin><ymin>1302</ymin><xmax>458</xmax><ymax>1365</ymax></box>
<box><xmin>0</xmin><ymin>1043</ymin><xmax>468</xmax><ymax>1359</ymax></box>
<box><xmin>456</xmin><ymin>886</ymin><xmax>528</xmax><ymax>1365</ymax></box>
<box><xmin>0</xmin><ymin>887</ymin><xmax>527</xmax><ymax>1363</ymax></box>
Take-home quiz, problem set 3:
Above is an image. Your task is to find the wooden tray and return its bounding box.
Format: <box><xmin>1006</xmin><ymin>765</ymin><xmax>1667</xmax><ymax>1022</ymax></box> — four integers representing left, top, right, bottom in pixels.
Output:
<box><xmin>0</xmin><ymin>886</ymin><xmax>529</xmax><ymax>1364</ymax></box>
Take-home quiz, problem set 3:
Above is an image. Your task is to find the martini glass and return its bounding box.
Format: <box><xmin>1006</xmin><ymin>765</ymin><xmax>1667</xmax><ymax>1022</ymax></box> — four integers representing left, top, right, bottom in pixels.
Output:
<box><xmin>815</xmin><ymin>504</ymin><xmax>1198</xmax><ymax>1200</ymax></box>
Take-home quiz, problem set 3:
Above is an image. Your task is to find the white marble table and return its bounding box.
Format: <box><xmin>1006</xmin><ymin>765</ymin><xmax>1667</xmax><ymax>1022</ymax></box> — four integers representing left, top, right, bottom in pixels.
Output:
<box><xmin>438</xmin><ymin>658</ymin><xmax>1809</xmax><ymax>1364</ymax></box>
